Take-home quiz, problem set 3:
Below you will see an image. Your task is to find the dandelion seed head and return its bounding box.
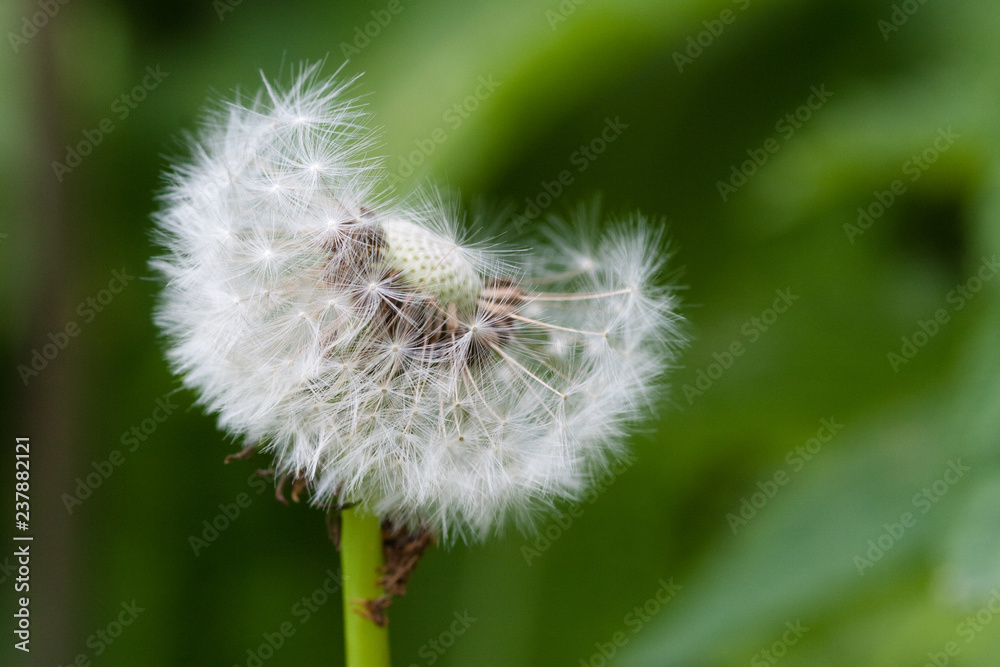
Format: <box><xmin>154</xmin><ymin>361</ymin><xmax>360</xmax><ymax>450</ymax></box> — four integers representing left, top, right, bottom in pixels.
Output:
<box><xmin>151</xmin><ymin>63</ymin><xmax>686</xmax><ymax>542</ymax></box>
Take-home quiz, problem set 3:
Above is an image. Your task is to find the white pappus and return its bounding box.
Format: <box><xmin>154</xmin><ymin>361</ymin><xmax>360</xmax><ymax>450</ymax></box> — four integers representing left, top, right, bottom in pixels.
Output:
<box><xmin>151</xmin><ymin>63</ymin><xmax>685</xmax><ymax>542</ymax></box>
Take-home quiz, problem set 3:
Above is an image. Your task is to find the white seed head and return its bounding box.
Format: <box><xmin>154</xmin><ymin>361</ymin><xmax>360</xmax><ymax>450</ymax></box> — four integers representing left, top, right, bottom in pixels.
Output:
<box><xmin>151</xmin><ymin>64</ymin><xmax>686</xmax><ymax>542</ymax></box>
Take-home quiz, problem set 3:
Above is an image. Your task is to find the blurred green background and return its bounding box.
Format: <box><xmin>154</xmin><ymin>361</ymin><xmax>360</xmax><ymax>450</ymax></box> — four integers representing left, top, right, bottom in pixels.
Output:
<box><xmin>3</xmin><ymin>0</ymin><xmax>1000</xmax><ymax>665</ymax></box>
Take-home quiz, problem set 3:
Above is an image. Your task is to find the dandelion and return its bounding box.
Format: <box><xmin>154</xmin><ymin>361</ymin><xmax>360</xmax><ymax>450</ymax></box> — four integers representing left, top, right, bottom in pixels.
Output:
<box><xmin>151</xmin><ymin>63</ymin><xmax>685</xmax><ymax>666</ymax></box>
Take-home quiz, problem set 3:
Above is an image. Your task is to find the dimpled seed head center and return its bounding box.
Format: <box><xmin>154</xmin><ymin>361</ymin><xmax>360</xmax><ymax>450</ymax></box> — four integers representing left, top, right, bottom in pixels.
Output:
<box><xmin>382</xmin><ymin>218</ymin><xmax>480</xmax><ymax>309</ymax></box>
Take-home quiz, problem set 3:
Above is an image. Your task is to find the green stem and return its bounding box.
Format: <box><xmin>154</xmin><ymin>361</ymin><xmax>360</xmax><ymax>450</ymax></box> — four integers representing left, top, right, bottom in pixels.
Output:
<box><xmin>341</xmin><ymin>507</ymin><xmax>391</xmax><ymax>667</ymax></box>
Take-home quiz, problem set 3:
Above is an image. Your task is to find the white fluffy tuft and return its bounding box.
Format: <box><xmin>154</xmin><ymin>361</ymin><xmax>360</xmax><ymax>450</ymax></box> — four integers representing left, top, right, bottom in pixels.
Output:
<box><xmin>151</xmin><ymin>64</ymin><xmax>685</xmax><ymax>542</ymax></box>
